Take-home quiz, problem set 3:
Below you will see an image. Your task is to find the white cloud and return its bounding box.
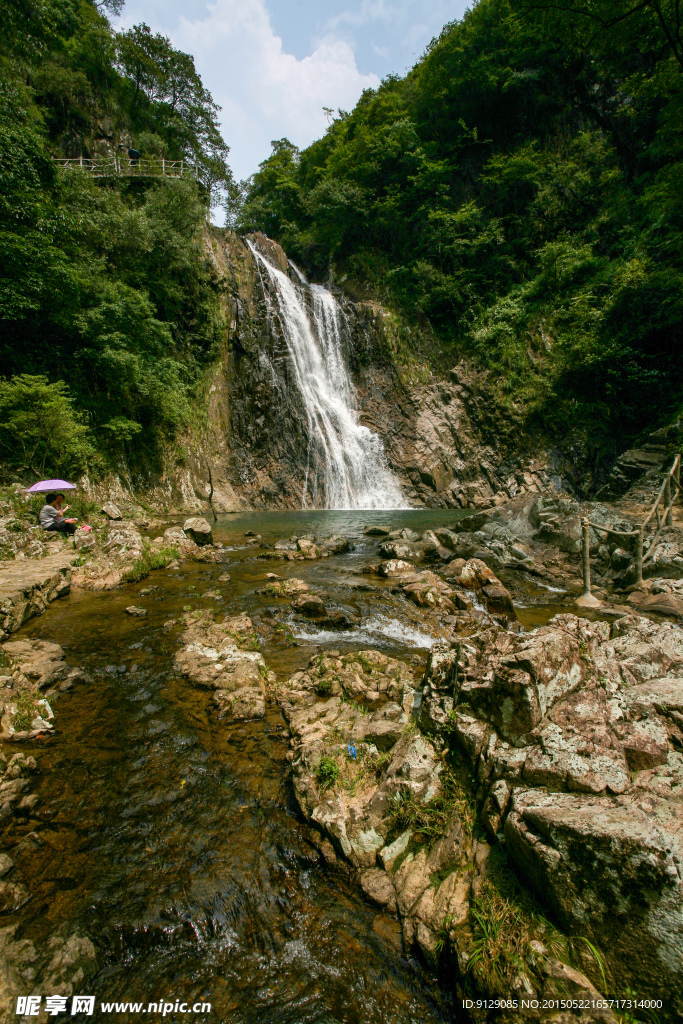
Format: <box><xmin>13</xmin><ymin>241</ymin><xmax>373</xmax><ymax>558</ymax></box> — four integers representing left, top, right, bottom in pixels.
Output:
<box><xmin>173</xmin><ymin>0</ymin><xmax>380</xmax><ymax>181</ymax></box>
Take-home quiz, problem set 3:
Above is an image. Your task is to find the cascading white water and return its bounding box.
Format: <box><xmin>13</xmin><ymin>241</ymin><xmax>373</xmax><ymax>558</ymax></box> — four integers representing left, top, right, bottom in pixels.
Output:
<box><xmin>249</xmin><ymin>241</ymin><xmax>408</xmax><ymax>510</ymax></box>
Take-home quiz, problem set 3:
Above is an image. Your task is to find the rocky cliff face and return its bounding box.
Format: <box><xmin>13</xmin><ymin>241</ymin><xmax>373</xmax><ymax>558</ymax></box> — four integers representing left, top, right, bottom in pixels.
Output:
<box><xmin>82</xmin><ymin>231</ymin><xmax>674</xmax><ymax>513</ymax></box>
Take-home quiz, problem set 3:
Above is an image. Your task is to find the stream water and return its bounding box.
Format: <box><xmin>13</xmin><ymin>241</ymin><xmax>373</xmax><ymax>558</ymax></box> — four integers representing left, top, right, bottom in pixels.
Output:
<box><xmin>4</xmin><ymin>512</ymin><xmax>466</xmax><ymax>1024</ymax></box>
<box><xmin>248</xmin><ymin>245</ymin><xmax>408</xmax><ymax>511</ymax></box>
<box><xmin>4</xmin><ymin>511</ymin><xmax>571</xmax><ymax>1022</ymax></box>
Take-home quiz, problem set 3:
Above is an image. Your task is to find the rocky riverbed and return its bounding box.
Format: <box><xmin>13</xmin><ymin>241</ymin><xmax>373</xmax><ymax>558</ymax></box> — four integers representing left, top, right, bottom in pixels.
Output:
<box><xmin>1</xmin><ymin>501</ymin><xmax>683</xmax><ymax>1022</ymax></box>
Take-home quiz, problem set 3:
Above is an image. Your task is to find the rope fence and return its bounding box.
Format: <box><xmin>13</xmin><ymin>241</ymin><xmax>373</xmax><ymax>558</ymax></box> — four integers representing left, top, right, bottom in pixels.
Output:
<box><xmin>578</xmin><ymin>454</ymin><xmax>681</xmax><ymax>606</ymax></box>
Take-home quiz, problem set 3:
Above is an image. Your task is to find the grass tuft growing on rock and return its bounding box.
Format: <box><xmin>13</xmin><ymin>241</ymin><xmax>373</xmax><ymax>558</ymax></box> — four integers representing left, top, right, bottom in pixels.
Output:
<box><xmin>122</xmin><ymin>545</ymin><xmax>179</xmax><ymax>584</ymax></box>
<box><xmin>10</xmin><ymin>691</ymin><xmax>43</xmax><ymax>732</ymax></box>
<box><xmin>387</xmin><ymin>764</ymin><xmax>475</xmax><ymax>846</ymax></box>
<box><xmin>315</xmin><ymin>755</ymin><xmax>341</xmax><ymax>791</ymax></box>
<box><xmin>465</xmin><ymin>850</ymin><xmax>564</xmax><ymax>996</ymax></box>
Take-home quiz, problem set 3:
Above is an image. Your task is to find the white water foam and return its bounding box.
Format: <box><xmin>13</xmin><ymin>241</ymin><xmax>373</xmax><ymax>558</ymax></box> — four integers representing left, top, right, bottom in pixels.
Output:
<box><xmin>248</xmin><ymin>241</ymin><xmax>408</xmax><ymax>511</ymax></box>
<box><xmin>290</xmin><ymin>614</ymin><xmax>438</xmax><ymax>649</ymax></box>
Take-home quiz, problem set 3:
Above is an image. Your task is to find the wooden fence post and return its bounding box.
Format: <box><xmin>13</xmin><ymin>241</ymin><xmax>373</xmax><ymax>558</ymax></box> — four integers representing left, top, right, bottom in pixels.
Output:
<box><xmin>577</xmin><ymin>517</ymin><xmax>601</xmax><ymax>608</ymax></box>
<box><xmin>635</xmin><ymin>526</ymin><xmax>643</xmax><ymax>585</ymax></box>
<box><xmin>664</xmin><ymin>473</ymin><xmax>672</xmax><ymax>526</ymax></box>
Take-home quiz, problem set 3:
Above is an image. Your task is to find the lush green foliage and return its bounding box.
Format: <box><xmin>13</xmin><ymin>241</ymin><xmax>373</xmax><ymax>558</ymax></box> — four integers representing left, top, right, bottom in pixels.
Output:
<box><xmin>0</xmin><ymin>374</ymin><xmax>94</xmax><ymax>478</ymax></box>
<box><xmin>237</xmin><ymin>0</ymin><xmax>683</xmax><ymax>455</ymax></box>
<box><xmin>315</xmin><ymin>755</ymin><xmax>341</xmax><ymax>790</ymax></box>
<box><xmin>0</xmin><ymin>0</ymin><xmax>232</xmax><ymax>479</ymax></box>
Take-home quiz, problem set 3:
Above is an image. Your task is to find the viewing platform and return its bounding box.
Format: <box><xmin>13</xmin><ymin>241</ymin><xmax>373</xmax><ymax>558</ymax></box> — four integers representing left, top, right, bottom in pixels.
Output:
<box><xmin>53</xmin><ymin>157</ymin><xmax>194</xmax><ymax>179</ymax></box>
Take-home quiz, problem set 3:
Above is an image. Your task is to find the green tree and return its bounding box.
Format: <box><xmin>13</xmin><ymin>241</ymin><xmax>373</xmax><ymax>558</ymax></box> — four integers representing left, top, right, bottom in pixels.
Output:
<box><xmin>0</xmin><ymin>375</ymin><xmax>95</xmax><ymax>479</ymax></box>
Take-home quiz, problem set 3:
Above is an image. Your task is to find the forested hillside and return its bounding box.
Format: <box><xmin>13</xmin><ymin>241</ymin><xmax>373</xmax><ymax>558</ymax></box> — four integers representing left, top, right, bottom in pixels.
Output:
<box><xmin>0</xmin><ymin>0</ymin><xmax>234</xmax><ymax>480</ymax></box>
<box><xmin>238</xmin><ymin>0</ymin><xmax>683</xmax><ymax>461</ymax></box>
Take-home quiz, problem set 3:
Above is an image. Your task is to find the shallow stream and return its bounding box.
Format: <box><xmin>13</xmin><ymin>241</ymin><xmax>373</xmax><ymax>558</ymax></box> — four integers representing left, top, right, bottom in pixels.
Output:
<box><xmin>3</xmin><ymin>511</ymin><xmax>571</xmax><ymax>1022</ymax></box>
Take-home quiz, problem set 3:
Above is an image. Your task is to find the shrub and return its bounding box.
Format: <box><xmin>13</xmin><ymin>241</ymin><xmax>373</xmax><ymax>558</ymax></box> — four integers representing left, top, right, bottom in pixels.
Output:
<box><xmin>315</xmin><ymin>755</ymin><xmax>340</xmax><ymax>790</ymax></box>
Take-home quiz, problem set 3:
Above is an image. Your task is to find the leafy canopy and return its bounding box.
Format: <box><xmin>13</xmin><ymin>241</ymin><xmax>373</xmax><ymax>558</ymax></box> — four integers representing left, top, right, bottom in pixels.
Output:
<box><xmin>0</xmin><ymin>0</ymin><xmax>234</xmax><ymax>480</ymax></box>
<box><xmin>0</xmin><ymin>375</ymin><xmax>94</xmax><ymax>479</ymax></box>
<box><xmin>236</xmin><ymin>0</ymin><xmax>683</xmax><ymax>462</ymax></box>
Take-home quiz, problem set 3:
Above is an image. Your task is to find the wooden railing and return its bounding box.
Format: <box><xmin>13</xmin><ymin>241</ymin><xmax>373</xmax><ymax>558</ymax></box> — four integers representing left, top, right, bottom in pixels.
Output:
<box><xmin>578</xmin><ymin>454</ymin><xmax>681</xmax><ymax>606</ymax></box>
<box><xmin>53</xmin><ymin>157</ymin><xmax>194</xmax><ymax>179</ymax></box>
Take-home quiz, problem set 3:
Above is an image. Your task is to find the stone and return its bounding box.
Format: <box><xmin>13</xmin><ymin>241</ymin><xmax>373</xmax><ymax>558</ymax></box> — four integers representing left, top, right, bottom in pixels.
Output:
<box><xmin>541</xmin><ymin>960</ymin><xmax>619</xmax><ymax>1023</ymax></box>
<box><xmin>0</xmin><ymin>880</ymin><xmax>30</xmax><ymax>913</ymax></box>
<box><xmin>379</xmin><ymin>541</ymin><xmax>422</xmax><ymax>561</ymax></box>
<box><xmin>0</xmin><ymin>854</ymin><xmax>14</xmax><ymax>878</ymax></box>
<box><xmin>74</xmin><ymin>529</ymin><xmax>96</xmax><ymax>551</ymax></box>
<box><xmin>2</xmin><ymin>639</ymin><xmax>68</xmax><ymax>689</ymax></box>
<box><xmin>322</xmin><ymin>534</ymin><xmax>352</xmax><ymax>555</ymax></box>
<box><xmin>638</xmin><ymin>593</ymin><xmax>683</xmax><ymax>619</ymax></box>
<box><xmin>377</xmin><ymin>559</ymin><xmax>416</xmax><ymax>578</ymax></box>
<box><xmin>610</xmin><ymin>546</ymin><xmax>632</xmax><ymax>570</ymax></box>
<box><xmin>505</xmin><ymin>788</ymin><xmax>683</xmax><ymax>1014</ymax></box>
<box><xmin>23</xmin><ymin>539</ymin><xmax>45</xmax><ymax>559</ymax></box>
<box><xmin>103</xmin><ymin>522</ymin><xmax>143</xmax><ymax>554</ymax></box>
<box><xmin>163</xmin><ymin>526</ymin><xmax>188</xmax><ymax>546</ymax></box>
<box><xmin>359</xmin><ymin>868</ymin><xmax>397</xmax><ymax>912</ymax></box>
<box><xmin>259</xmin><ymin>577</ymin><xmax>309</xmax><ymax>597</ymax></box>
<box><xmin>183</xmin><ymin>517</ymin><xmax>213</xmax><ymax>546</ymax></box>
<box><xmin>456</xmin><ymin>558</ymin><xmax>516</xmax><ymax>619</ymax></box>
<box><xmin>100</xmin><ymin>503</ymin><xmax>123</xmax><ymax>520</ymax></box>
<box><xmin>125</xmin><ymin>606</ymin><xmax>147</xmax><ymax>617</ymax></box>
<box><xmin>364</xmin><ymin>526</ymin><xmax>391</xmax><ymax>536</ymax></box>
<box><xmin>481</xmin><ymin>581</ymin><xmax>515</xmax><ymax>619</ymax></box>
<box><xmin>378</xmin><ymin>830</ymin><xmax>412</xmax><ymax>872</ymax></box>
<box><xmin>213</xmin><ymin>685</ymin><xmax>265</xmax><ymax>722</ymax></box>
<box><xmin>0</xmin><ymin>552</ymin><xmax>72</xmax><ymax>640</ymax></box>
<box><xmin>319</xmin><ymin>839</ymin><xmax>337</xmax><ymax>865</ymax></box>
<box><xmin>291</xmin><ymin>594</ymin><xmax>326</xmax><ymax>616</ymax></box>
<box><xmin>317</xmin><ymin>609</ymin><xmax>359</xmax><ymax>629</ymax></box>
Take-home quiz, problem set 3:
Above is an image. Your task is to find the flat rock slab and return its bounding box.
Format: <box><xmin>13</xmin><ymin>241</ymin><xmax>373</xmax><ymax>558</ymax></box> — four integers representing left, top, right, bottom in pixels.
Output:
<box><xmin>0</xmin><ymin>552</ymin><xmax>73</xmax><ymax>640</ymax></box>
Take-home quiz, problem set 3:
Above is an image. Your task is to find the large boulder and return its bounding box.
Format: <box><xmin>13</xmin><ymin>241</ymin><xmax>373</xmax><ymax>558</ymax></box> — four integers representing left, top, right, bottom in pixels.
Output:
<box><xmin>505</xmin><ymin>784</ymin><xmax>683</xmax><ymax>1018</ymax></box>
<box><xmin>451</xmin><ymin>558</ymin><xmax>516</xmax><ymax>621</ymax></box>
<box><xmin>419</xmin><ymin>612</ymin><xmax>683</xmax><ymax>1014</ymax></box>
<box><xmin>103</xmin><ymin>521</ymin><xmax>143</xmax><ymax>554</ymax></box>
<box><xmin>100</xmin><ymin>503</ymin><xmax>122</xmax><ymax>521</ymax></box>
<box><xmin>1</xmin><ymin>639</ymin><xmax>68</xmax><ymax>690</ymax></box>
<box><xmin>183</xmin><ymin>517</ymin><xmax>213</xmax><ymax>546</ymax></box>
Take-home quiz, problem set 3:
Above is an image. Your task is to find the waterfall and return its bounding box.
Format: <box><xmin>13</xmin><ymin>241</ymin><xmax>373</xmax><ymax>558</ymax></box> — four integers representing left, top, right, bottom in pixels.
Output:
<box><xmin>248</xmin><ymin>241</ymin><xmax>408</xmax><ymax>510</ymax></box>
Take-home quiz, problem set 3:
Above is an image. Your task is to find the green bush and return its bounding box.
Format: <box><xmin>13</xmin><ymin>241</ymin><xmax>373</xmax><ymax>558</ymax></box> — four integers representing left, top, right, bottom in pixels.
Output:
<box><xmin>315</xmin><ymin>755</ymin><xmax>340</xmax><ymax>790</ymax></box>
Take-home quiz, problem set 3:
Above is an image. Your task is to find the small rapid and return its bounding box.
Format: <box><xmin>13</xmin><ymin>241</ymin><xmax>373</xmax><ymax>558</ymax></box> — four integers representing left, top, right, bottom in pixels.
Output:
<box><xmin>248</xmin><ymin>242</ymin><xmax>408</xmax><ymax>511</ymax></box>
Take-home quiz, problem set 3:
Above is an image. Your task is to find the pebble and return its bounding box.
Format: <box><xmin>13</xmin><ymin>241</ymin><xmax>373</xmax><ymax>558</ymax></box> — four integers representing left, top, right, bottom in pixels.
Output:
<box><xmin>125</xmin><ymin>606</ymin><xmax>147</xmax><ymax>617</ymax></box>
<box><xmin>0</xmin><ymin>854</ymin><xmax>14</xmax><ymax>878</ymax></box>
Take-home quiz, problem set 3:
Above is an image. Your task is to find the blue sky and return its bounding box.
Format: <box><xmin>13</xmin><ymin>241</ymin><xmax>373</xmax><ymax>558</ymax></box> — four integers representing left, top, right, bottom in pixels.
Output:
<box><xmin>116</xmin><ymin>1</ymin><xmax>469</xmax><ymax>181</ymax></box>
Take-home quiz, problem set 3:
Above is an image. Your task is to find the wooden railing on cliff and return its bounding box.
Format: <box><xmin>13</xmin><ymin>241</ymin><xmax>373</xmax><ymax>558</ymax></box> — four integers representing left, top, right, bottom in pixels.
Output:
<box><xmin>53</xmin><ymin>157</ymin><xmax>194</xmax><ymax>179</ymax></box>
<box><xmin>578</xmin><ymin>454</ymin><xmax>681</xmax><ymax>607</ymax></box>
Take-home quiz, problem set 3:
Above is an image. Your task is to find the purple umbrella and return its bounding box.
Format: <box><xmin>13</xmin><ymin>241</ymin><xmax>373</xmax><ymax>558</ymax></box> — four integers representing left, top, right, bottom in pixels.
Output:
<box><xmin>26</xmin><ymin>479</ymin><xmax>77</xmax><ymax>493</ymax></box>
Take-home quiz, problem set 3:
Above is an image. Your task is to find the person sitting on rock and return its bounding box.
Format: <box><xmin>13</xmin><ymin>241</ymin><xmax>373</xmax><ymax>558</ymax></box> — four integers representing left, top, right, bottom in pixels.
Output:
<box><xmin>39</xmin><ymin>492</ymin><xmax>77</xmax><ymax>535</ymax></box>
